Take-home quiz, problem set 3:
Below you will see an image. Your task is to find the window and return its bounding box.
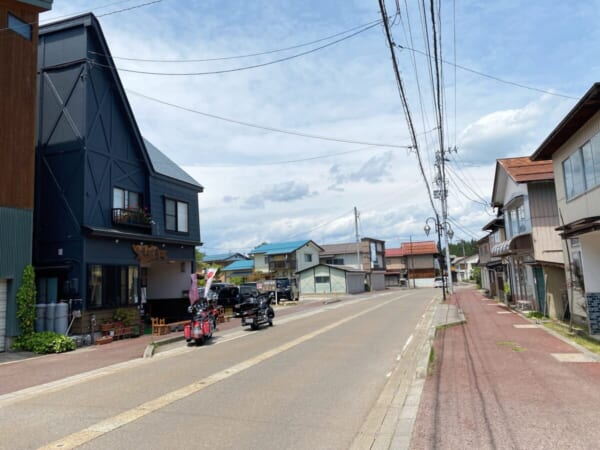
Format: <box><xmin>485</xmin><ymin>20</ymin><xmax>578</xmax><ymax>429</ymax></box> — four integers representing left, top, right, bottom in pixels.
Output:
<box><xmin>8</xmin><ymin>13</ymin><xmax>31</xmax><ymax>40</ymax></box>
<box><xmin>87</xmin><ymin>264</ymin><xmax>139</xmax><ymax>308</ymax></box>
<box><xmin>165</xmin><ymin>198</ymin><xmax>188</xmax><ymax>232</ymax></box>
<box><xmin>315</xmin><ymin>276</ymin><xmax>330</xmax><ymax>283</ymax></box>
<box><xmin>563</xmin><ymin>131</ymin><xmax>600</xmax><ymax>200</ymax></box>
<box><xmin>113</xmin><ymin>188</ymin><xmax>141</xmax><ymax>209</ymax></box>
<box><xmin>304</xmin><ymin>253</ymin><xmax>312</xmax><ymax>263</ymax></box>
<box><xmin>505</xmin><ymin>197</ymin><xmax>530</xmax><ymax>238</ymax></box>
<box><xmin>326</xmin><ymin>258</ymin><xmax>344</xmax><ymax>265</ymax></box>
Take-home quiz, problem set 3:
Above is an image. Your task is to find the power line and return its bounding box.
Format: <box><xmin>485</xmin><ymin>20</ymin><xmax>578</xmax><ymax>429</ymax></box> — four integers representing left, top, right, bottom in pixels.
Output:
<box><xmin>395</xmin><ymin>43</ymin><xmax>578</xmax><ymax>100</ymax></box>
<box><xmin>89</xmin><ymin>18</ymin><xmax>383</xmax><ymax>62</ymax></box>
<box><xmin>378</xmin><ymin>0</ymin><xmax>438</xmax><ymax>217</ymax></box>
<box><xmin>126</xmin><ymin>89</ymin><xmax>412</xmax><ymax>148</ymax></box>
<box><xmin>90</xmin><ymin>21</ymin><xmax>381</xmax><ymax>76</ymax></box>
<box><xmin>96</xmin><ymin>0</ymin><xmax>162</xmax><ymax>17</ymax></box>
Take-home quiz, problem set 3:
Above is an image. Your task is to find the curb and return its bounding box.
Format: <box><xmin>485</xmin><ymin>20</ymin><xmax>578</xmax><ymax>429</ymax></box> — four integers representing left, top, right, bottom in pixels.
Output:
<box><xmin>143</xmin><ymin>334</ymin><xmax>185</xmax><ymax>358</ymax></box>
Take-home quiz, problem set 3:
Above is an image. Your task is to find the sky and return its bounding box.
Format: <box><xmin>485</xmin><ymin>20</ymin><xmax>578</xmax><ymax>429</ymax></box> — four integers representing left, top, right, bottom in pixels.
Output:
<box><xmin>40</xmin><ymin>0</ymin><xmax>600</xmax><ymax>255</ymax></box>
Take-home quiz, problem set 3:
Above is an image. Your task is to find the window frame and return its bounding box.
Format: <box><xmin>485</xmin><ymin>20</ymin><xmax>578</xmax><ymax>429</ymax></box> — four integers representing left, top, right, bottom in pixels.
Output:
<box><xmin>563</xmin><ymin>131</ymin><xmax>600</xmax><ymax>200</ymax></box>
<box><xmin>164</xmin><ymin>197</ymin><xmax>189</xmax><ymax>233</ymax></box>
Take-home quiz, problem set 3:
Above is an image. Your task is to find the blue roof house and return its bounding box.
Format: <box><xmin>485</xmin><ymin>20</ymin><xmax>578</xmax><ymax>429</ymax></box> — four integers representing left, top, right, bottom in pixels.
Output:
<box><xmin>250</xmin><ymin>240</ymin><xmax>323</xmax><ymax>279</ymax></box>
<box><xmin>33</xmin><ymin>14</ymin><xmax>203</xmax><ymax>330</ymax></box>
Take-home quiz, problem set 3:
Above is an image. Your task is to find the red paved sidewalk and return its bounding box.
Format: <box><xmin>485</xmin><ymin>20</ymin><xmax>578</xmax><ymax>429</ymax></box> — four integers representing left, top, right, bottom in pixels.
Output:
<box><xmin>411</xmin><ymin>286</ymin><xmax>600</xmax><ymax>450</ymax></box>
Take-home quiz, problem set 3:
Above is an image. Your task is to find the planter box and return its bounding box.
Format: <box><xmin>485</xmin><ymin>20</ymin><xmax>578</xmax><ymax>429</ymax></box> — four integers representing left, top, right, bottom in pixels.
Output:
<box><xmin>96</xmin><ymin>336</ymin><xmax>113</xmax><ymax>345</ymax></box>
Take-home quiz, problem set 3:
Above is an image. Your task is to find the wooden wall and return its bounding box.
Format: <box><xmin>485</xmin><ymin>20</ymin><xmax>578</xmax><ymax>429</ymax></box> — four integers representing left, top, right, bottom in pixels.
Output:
<box><xmin>0</xmin><ymin>1</ymin><xmax>42</xmax><ymax>209</ymax></box>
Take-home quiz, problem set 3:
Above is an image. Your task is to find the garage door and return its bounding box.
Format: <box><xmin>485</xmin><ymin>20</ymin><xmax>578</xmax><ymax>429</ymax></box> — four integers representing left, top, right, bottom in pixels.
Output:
<box><xmin>0</xmin><ymin>279</ymin><xmax>6</xmax><ymax>352</ymax></box>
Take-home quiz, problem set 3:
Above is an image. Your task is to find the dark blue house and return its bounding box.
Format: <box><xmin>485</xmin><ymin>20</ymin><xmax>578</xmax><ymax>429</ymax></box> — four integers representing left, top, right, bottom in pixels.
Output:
<box><xmin>34</xmin><ymin>14</ymin><xmax>203</xmax><ymax>332</ymax></box>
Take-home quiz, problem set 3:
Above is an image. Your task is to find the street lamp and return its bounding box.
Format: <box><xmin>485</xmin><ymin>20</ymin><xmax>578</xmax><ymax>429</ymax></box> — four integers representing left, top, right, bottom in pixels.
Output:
<box><xmin>424</xmin><ymin>216</ymin><xmax>454</xmax><ymax>301</ymax></box>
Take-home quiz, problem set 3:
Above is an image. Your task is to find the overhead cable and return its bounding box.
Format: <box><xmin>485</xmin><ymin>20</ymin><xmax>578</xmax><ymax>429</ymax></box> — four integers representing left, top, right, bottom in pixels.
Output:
<box><xmin>126</xmin><ymin>89</ymin><xmax>412</xmax><ymax>149</ymax></box>
<box><xmin>89</xmin><ymin>18</ymin><xmax>383</xmax><ymax>63</ymax></box>
<box><xmin>90</xmin><ymin>21</ymin><xmax>381</xmax><ymax>76</ymax></box>
<box><xmin>395</xmin><ymin>43</ymin><xmax>578</xmax><ymax>100</ymax></box>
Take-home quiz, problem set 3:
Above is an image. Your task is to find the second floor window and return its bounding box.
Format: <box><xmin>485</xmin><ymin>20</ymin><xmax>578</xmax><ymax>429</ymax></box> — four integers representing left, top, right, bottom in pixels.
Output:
<box><xmin>113</xmin><ymin>188</ymin><xmax>140</xmax><ymax>209</ymax></box>
<box><xmin>563</xmin><ymin>132</ymin><xmax>600</xmax><ymax>200</ymax></box>
<box><xmin>304</xmin><ymin>253</ymin><xmax>312</xmax><ymax>263</ymax></box>
<box><xmin>506</xmin><ymin>198</ymin><xmax>530</xmax><ymax>238</ymax></box>
<box><xmin>165</xmin><ymin>198</ymin><xmax>188</xmax><ymax>232</ymax></box>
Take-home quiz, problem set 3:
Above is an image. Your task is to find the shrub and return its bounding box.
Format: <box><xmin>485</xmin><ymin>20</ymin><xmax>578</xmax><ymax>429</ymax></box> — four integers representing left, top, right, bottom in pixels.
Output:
<box><xmin>16</xmin><ymin>264</ymin><xmax>36</xmax><ymax>336</ymax></box>
<box><xmin>13</xmin><ymin>331</ymin><xmax>75</xmax><ymax>354</ymax></box>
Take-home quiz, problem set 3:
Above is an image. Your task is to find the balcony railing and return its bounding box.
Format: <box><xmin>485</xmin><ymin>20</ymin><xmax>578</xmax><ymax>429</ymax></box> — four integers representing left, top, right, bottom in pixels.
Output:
<box><xmin>112</xmin><ymin>208</ymin><xmax>151</xmax><ymax>230</ymax></box>
<box><xmin>269</xmin><ymin>260</ymin><xmax>296</xmax><ymax>271</ymax></box>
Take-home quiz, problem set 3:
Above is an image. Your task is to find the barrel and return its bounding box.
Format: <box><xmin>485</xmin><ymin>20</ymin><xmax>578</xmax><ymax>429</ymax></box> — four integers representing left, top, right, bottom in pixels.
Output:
<box><xmin>45</xmin><ymin>303</ymin><xmax>56</xmax><ymax>333</ymax></box>
<box><xmin>55</xmin><ymin>303</ymin><xmax>69</xmax><ymax>335</ymax></box>
<box><xmin>35</xmin><ymin>304</ymin><xmax>46</xmax><ymax>332</ymax></box>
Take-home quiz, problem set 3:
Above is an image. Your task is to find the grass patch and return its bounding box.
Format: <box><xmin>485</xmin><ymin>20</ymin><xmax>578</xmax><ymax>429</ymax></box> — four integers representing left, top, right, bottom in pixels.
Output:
<box><xmin>526</xmin><ymin>311</ymin><xmax>547</xmax><ymax>320</ymax></box>
<box><xmin>543</xmin><ymin>322</ymin><xmax>600</xmax><ymax>355</ymax></box>
<box><xmin>497</xmin><ymin>340</ymin><xmax>526</xmax><ymax>352</ymax></box>
<box><xmin>428</xmin><ymin>347</ymin><xmax>435</xmax><ymax>376</ymax></box>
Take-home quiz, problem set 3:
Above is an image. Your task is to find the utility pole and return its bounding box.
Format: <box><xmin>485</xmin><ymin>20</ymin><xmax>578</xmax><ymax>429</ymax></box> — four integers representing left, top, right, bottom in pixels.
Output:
<box><xmin>435</xmin><ymin>149</ymin><xmax>454</xmax><ymax>294</ymax></box>
<box><xmin>354</xmin><ymin>206</ymin><xmax>362</xmax><ymax>270</ymax></box>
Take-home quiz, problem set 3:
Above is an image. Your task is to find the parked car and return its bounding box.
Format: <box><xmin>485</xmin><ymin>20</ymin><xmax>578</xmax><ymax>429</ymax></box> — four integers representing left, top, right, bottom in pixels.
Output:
<box><xmin>434</xmin><ymin>277</ymin><xmax>445</xmax><ymax>288</ymax></box>
<box><xmin>207</xmin><ymin>284</ymin><xmax>240</xmax><ymax>308</ymax></box>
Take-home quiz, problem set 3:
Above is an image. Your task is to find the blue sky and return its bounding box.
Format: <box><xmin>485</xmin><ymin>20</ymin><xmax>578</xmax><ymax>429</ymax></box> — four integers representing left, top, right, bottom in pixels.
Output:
<box><xmin>41</xmin><ymin>1</ymin><xmax>599</xmax><ymax>254</ymax></box>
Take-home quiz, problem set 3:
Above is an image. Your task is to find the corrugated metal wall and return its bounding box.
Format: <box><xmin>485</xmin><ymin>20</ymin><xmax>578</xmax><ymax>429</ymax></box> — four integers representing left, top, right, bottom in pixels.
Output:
<box><xmin>0</xmin><ymin>206</ymin><xmax>33</xmax><ymax>339</ymax></box>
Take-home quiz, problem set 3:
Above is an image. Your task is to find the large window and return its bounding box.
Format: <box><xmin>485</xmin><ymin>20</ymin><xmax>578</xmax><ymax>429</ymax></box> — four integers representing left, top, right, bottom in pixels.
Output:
<box><xmin>113</xmin><ymin>188</ymin><xmax>141</xmax><ymax>209</ymax></box>
<box><xmin>88</xmin><ymin>265</ymin><xmax>139</xmax><ymax>308</ymax></box>
<box><xmin>165</xmin><ymin>198</ymin><xmax>188</xmax><ymax>232</ymax></box>
<box><xmin>563</xmin><ymin>132</ymin><xmax>600</xmax><ymax>200</ymax></box>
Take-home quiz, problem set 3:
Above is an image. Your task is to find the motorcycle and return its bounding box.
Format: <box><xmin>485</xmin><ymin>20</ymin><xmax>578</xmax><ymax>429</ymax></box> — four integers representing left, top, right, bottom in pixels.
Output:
<box><xmin>184</xmin><ymin>300</ymin><xmax>214</xmax><ymax>346</ymax></box>
<box><xmin>235</xmin><ymin>293</ymin><xmax>275</xmax><ymax>330</ymax></box>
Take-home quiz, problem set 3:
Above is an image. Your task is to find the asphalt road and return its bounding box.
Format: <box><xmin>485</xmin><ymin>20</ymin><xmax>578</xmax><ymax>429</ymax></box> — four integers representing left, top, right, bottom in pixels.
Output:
<box><xmin>0</xmin><ymin>288</ymin><xmax>435</xmax><ymax>450</ymax></box>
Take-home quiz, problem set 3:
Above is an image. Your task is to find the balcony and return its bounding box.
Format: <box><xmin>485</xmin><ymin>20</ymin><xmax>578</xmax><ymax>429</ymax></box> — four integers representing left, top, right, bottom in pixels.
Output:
<box><xmin>112</xmin><ymin>208</ymin><xmax>151</xmax><ymax>230</ymax></box>
<box><xmin>269</xmin><ymin>260</ymin><xmax>296</xmax><ymax>271</ymax></box>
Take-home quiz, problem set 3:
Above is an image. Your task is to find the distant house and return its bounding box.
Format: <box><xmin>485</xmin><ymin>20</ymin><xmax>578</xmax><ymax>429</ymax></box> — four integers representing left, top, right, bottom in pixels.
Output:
<box><xmin>250</xmin><ymin>240</ymin><xmax>322</xmax><ymax>280</ymax></box>
<box><xmin>297</xmin><ymin>264</ymin><xmax>366</xmax><ymax>295</ymax></box>
<box><xmin>385</xmin><ymin>241</ymin><xmax>439</xmax><ymax>288</ymax></box>
<box><xmin>221</xmin><ymin>259</ymin><xmax>254</xmax><ymax>282</ymax></box>
<box><xmin>489</xmin><ymin>157</ymin><xmax>565</xmax><ymax>316</ymax></box>
<box><xmin>0</xmin><ymin>0</ymin><xmax>53</xmax><ymax>351</ymax></box>
<box><xmin>531</xmin><ymin>82</ymin><xmax>600</xmax><ymax>326</ymax></box>
<box><xmin>481</xmin><ymin>215</ymin><xmax>508</xmax><ymax>301</ymax></box>
<box><xmin>203</xmin><ymin>253</ymin><xmax>249</xmax><ymax>267</ymax></box>
<box><xmin>320</xmin><ymin>237</ymin><xmax>386</xmax><ymax>290</ymax></box>
<box><xmin>454</xmin><ymin>254</ymin><xmax>479</xmax><ymax>281</ymax></box>
<box><xmin>34</xmin><ymin>14</ymin><xmax>203</xmax><ymax>329</ymax></box>
<box><xmin>476</xmin><ymin>234</ymin><xmax>493</xmax><ymax>295</ymax></box>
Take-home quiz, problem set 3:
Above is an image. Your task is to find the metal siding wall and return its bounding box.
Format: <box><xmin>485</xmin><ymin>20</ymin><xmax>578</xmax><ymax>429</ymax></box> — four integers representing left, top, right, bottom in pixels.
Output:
<box><xmin>0</xmin><ymin>279</ymin><xmax>6</xmax><ymax>351</ymax></box>
<box><xmin>529</xmin><ymin>183</ymin><xmax>563</xmax><ymax>264</ymax></box>
<box><xmin>0</xmin><ymin>207</ymin><xmax>33</xmax><ymax>337</ymax></box>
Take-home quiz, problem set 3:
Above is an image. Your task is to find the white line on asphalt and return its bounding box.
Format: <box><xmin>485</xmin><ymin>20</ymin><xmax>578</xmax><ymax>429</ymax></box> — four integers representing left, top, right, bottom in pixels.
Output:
<box><xmin>37</xmin><ymin>298</ymin><xmax>396</xmax><ymax>450</ymax></box>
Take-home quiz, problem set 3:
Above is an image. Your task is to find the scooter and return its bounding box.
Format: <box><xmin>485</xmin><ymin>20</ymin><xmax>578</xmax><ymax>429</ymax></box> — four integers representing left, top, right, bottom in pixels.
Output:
<box><xmin>184</xmin><ymin>300</ymin><xmax>214</xmax><ymax>346</ymax></box>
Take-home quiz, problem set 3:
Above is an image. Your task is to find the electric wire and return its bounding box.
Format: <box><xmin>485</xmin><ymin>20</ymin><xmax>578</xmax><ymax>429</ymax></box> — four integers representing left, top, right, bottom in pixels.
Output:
<box><xmin>89</xmin><ymin>18</ymin><xmax>383</xmax><ymax>62</ymax></box>
<box><xmin>126</xmin><ymin>89</ymin><xmax>411</xmax><ymax>149</ymax></box>
<box><xmin>395</xmin><ymin>43</ymin><xmax>578</xmax><ymax>100</ymax></box>
<box><xmin>90</xmin><ymin>21</ymin><xmax>381</xmax><ymax>76</ymax></box>
<box><xmin>378</xmin><ymin>0</ymin><xmax>438</xmax><ymax>217</ymax></box>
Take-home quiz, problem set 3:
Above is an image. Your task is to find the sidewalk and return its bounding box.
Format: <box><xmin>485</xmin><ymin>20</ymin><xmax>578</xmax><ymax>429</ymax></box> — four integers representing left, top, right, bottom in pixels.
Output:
<box><xmin>409</xmin><ymin>285</ymin><xmax>600</xmax><ymax>450</ymax></box>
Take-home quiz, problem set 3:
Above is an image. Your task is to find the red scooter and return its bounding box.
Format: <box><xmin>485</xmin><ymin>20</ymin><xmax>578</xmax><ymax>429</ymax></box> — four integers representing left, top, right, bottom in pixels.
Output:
<box><xmin>184</xmin><ymin>300</ymin><xmax>214</xmax><ymax>346</ymax></box>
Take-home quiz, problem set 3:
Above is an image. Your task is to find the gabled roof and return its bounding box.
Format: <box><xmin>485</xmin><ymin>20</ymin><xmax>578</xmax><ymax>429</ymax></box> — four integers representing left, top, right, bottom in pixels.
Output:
<box><xmin>203</xmin><ymin>253</ymin><xmax>248</xmax><ymax>263</ymax></box>
<box><xmin>386</xmin><ymin>241</ymin><xmax>438</xmax><ymax>257</ymax></box>
<box><xmin>144</xmin><ymin>139</ymin><xmax>203</xmax><ymax>189</ymax></box>
<box><xmin>497</xmin><ymin>157</ymin><xmax>554</xmax><ymax>183</ymax></box>
<box><xmin>531</xmin><ymin>83</ymin><xmax>600</xmax><ymax>161</ymax></box>
<box><xmin>491</xmin><ymin>157</ymin><xmax>554</xmax><ymax>206</ymax></box>
<box><xmin>250</xmin><ymin>240</ymin><xmax>323</xmax><ymax>255</ymax></box>
<box><xmin>222</xmin><ymin>260</ymin><xmax>254</xmax><ymax>271</ymax></box>
<box><xmin>39</xmin><ymin>14</ymin><xmax>202</xmax><ymax>192</ymax></box>
<box><xmin>296</xmin><ymin>263</ymin><xmax>365</xmax><ymax>274</ymax></box>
